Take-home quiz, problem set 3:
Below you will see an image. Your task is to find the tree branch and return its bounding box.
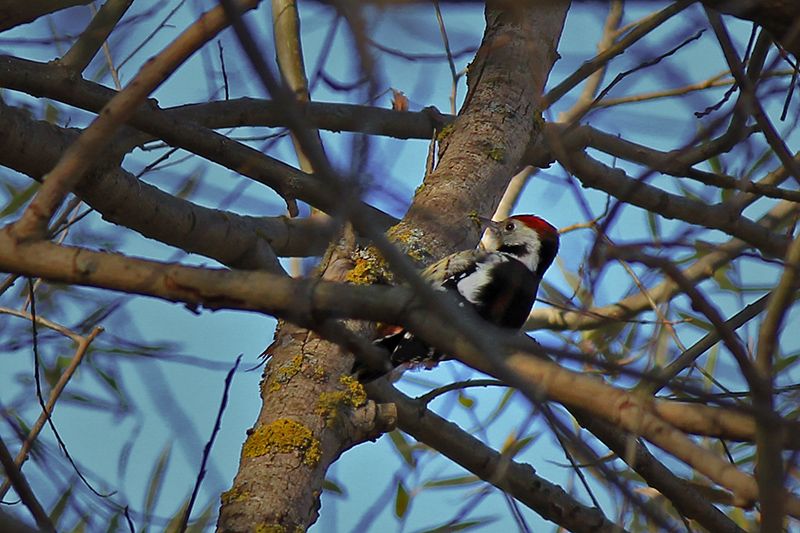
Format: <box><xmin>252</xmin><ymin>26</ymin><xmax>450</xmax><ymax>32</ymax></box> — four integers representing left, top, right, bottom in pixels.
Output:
<box><xmin>0</xmin><ymin>55</ymin><xmax>397</xmax><ymax>229</ymax></box>
<box><xmin>526</xmin><ymin>200</ymin><xmax>796</xmax><ymax>330</ymax></box>
<box><xmin>551</xmin><ymin>148</ymin><xmax>789</xmax><ymax>258</ymax></box>
<box><xmin>0</xmin><ymin>435</ymin><xmax>54</xmax><ymax>532</ymax></box>
<box><xmin>0</xmin><ymin>0</ymin><xmax>91</xmax><ymax>32</ymax></box>
<box><xmin>10</xmin><ymin>0</ymin><xmax>263</xmax><ymax>240</ymax></box>
<box><xmin>0</xmin><ymin>101</ymin><xmax>334</xmax><ymax>267</ymax></box>
<box><xmin>703</xmin><ymin>0</ymin><xmax>800</xmax><ymax>58</ymax></box>
<box><xmin>367</xmin><ymin>380</ymin><xmax>626</xmax><ymax>533</ymax></box>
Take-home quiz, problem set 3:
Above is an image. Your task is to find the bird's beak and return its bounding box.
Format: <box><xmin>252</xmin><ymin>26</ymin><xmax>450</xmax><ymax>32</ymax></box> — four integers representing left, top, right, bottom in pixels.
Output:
<box><xmin>475</xmin><ymin>215</ymin><xmax>496</xmax><ymax>227</ymax></box>
<box><xmin>477</xmin><ymin>217</ymin><xmax>502</xmax><ymax>251</ymax></box>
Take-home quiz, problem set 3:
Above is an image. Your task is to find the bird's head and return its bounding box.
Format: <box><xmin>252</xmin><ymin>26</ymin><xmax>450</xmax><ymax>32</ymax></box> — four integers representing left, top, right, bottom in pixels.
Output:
<box><xmin>482</xmin><ymin>214</ymin><xmax>559</xmax><ymax>276</ymax></box>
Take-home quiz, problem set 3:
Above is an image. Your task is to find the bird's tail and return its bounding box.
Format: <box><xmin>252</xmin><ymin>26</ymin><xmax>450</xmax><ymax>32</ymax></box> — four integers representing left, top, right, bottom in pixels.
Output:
<box><xmin>352</xmin><ymin>325</ymin><xmax>440</xmax><ymax>381</ymax></box>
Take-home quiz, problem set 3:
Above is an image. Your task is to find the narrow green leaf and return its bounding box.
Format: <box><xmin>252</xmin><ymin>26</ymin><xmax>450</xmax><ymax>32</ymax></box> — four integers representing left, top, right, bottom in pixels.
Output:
<box><xmin>68</xmin><ymin>520</ymin><xmax>86</xmax><ymax>533</ymax></box>
<box><xmin>143</xmin><ymin>442</ymin><xmax>172</xmax><ymax>530</ymax></box>
<box><xmin>322</xmin><ymin>478</ymin><xmax>347</xmax><ymax>497</ymax></box>
<box><xmin>457</xmin><ymin>392</ymin><xmax>474</xmax><ymax>409</ymax></box>
<box><xmin>481</xmin><ymin>388</ymin><xmax>515</xmax><ymax>427</ymax></box>
<box><xmin>64</xmin><ymin>392</ymin><xmax>92</xmax><ymax>404</ymax></box>
<box><xmin>388</xmin><ymin>430</ymin><xmax>415</xmax><ymax>467</ymax></box>
<box><xmin>164</xmin><ymin>495</ymin><xmax>216</xmax><ymax>533</ymax></box>
<box><xmin>776</xmin><ymin>353</ymin><xmax>800</xmax><ymax>373</ymax></box>
<box><xmin>164</xmin><ymin>496</ymin><xmax>190</xmax><ymax>533</ymax></box>
<box><xmin>712</xmin><ymin>266</ymin><xmax>738</xmax><ymax>292</ymax></box>
<box><xmin>185</xmin><ymin>498</ymin><xmax>216</xmax><ymax>533</ymax></box>
<box><xmin>175</xmin><ymin>168</ymin><xmax>204</xmax><ymax>199</ymax></box>
<box><xmin>394</xmin><ymin>480</ymin><xmax>410</xmax><ymax>518</ymax></box>
<box><xmin>646</xmin><ymin>211</ymin><xmax>660</xmax><ymax>241</ymax></box>
<box><xmin>720</xmin><ymin>187</ymin><xmax>734</xmax><ymax>202</ymax></box>
<box><xmin>44</xmin><ymin>102</ymin><xmax>60</xmax><ymax>124</ymax></box>
<box><xmin>501</xmin><ymin>433</ymin><xmax>540</xmax><ymax>459</ymax></box>
<box><xmin>48</xmin><ymin>485</ymin><xmax>72</xmax><ymax>526</ymax></box>
<box><xmin>0</xmin><ymin>182</ymin><xmax>38</xmax><ymax>218</ymax></box>
<box><xmin>708</xmin><ymin>154</ymin><xmax>724</xmax><ymax>174</ymax></box>
<box><xmin>423</xmin><ymin>474</ymin><xmax>480</xmax><ymax>489</ymax></box>
<box><xmin>677</xmin><ymin>312</ymin><xmax>713</xmax><ymax>332</ymax></box>
<box><xmin>90</xmin><ymin>363</ymin><xmax>129</xmax><ymax>409</ymax></box>
<box><xmin>105</xmin><ymin>513</ymin><xmax>121</xmax><ymax>533</ymax></box>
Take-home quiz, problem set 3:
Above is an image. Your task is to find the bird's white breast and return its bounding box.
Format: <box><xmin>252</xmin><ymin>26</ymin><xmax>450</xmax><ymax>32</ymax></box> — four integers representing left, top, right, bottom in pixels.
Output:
<box><xmin>455</xmin><ymin>253</ymin><xmax>509</xmax><ymax>304</ymax></box>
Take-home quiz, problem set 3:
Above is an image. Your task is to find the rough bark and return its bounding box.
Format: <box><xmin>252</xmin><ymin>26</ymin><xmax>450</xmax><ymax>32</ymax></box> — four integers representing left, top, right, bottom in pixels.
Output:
<box><xmin>217</xmin><ymin>0</ymin><xmax>570</xmax><ymax>530</ymax></box>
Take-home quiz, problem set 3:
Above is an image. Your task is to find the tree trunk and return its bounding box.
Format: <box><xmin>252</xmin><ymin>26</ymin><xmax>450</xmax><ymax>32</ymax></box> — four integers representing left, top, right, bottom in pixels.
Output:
<box><xmin>216</xmin><ymin>1</ymin><xmax>570</xmax><ymax>529</ymax></box>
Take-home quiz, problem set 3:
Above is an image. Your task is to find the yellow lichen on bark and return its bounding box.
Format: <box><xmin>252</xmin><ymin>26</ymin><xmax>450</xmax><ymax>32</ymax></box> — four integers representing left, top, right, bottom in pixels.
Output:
<box><xmin>316</xmin><ymin>375</ymin><xmax>368</xmax><ymax>425</ymax></box>
<box><xmin>268</xmin><ymin>354</ymin><xmax>304</xmax><ymax>392</ymax></box>
<box><xmin>487</xmin><ymin>146</ymin><xmax>505</xmax><ymax>161</ymax></box>
<box><xmin>436</xmin><ymin>123</ymin><xmax>455</xmax><ymax>142</ymax></box>
<box><xmin>243</xmin><ymin>418</ymin><xmax>321</xmax><ymax>467</ymax></box>
<box><xmin>345</xmin><ymin>223</ymin><xmax>432</xmax><ymax>285</ymax></box>
<box><xmin>339</xmin><ymin>375</ymin><xmax>367</xmax><ymax>406</ymax></box>
<box><xmin>220</xmin><ymin>485</ymin><xmax>250</xmax><ymax>505</ymax></box>
<box><xmin>386</xmin><ymin>224</ymin><xmax>428</xmax><ymax>262</ymax></box>
<box><xmin>254</xmin><ymin>524</ymin><xmax>295</xmax><ymax>533</ymax></box>
<box><xmin>254</xmin><ymin>525</ymin><xmax>306</xmax><ymax>533</ymax></box>
<box><xmin>344</xmin><ymin>245</ymin><xmax>390</xmax><ymax>285</ymax></box>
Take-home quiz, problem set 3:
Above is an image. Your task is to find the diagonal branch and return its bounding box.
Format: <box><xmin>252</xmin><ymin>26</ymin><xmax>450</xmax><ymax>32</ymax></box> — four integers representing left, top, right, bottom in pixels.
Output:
<box><xmin>0</xmin><ymin>101</ymin><xmax>336</xmax><ymax>267</ymax></box>
<box><xmin>367</xmin><ymin>380</ymin><xmax>626</xmax><ymax>533</ymax></box>
<box><xmin>0</xmin><ymin>0</ymin><xmax>91</xmax><ymax>32</ymax></box>
<box><xmin>552</xmin><ymin>149</ymin><xmax>789</xmax><ymax>258</ymax></box>
<box><xmin>11</xmin><ymin>0</ymin><xmax>262</xmax><ymax>240</ymax></box>
<box><xmin>0</xmin><ymin>55</ymin><xmax>397</xmax><ymax>229</ymax></box>
<box><xmin>0</xmin><ymin>434</ymin><xmax>55</xmax><ymax>532</ymax></box>
<box><xmin>526</xmin><ymin>200</ymin><xmax>796</xmax><ymax>330</ymax></box>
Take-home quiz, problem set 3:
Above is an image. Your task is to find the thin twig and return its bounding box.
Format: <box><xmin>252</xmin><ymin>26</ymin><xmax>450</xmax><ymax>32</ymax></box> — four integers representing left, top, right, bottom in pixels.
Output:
<box><xmin>706</xmin><ymin>13</ymin><xmax>800</xmax><ymax>185</ymax></box>
<box><xmin>417</xmin><ymin>379</ymin><xmax>505</xmax><ymax>406</ymax></box>
<box><xmin>27</xmin><ymin>280</ymin><xmax>115</xmax><ymax>499</ymax></box>
<box><xmin>641</xmin><ymin>292</ymin><xmax>772</xmax><ymax>395</ymax></box>
<box><xmin>0</xmin><ymin>326</ymin><xmax>103</xmax><ymax>499</ymax></box>
<box><xmin>432</xmin><ymin>0</ymin><xmax>458</xmax><ymax>115</ymax></box>
<box><xmin>543</xmin><ymin>0</ymin><xmax>693</xmax><ymax>108</ymax></box>
<box><xmin>179</xmin><ymin>354</ymin><xmax>242</xmax><ymax>532</ymax></box>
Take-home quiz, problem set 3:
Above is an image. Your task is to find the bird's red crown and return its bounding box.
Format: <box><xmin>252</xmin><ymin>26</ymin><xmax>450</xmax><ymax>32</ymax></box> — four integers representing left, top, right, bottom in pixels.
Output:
<box><xmin>509</xmin><ymin>214</ymin><xmax>559</xmax><ymax>239</ymax></box>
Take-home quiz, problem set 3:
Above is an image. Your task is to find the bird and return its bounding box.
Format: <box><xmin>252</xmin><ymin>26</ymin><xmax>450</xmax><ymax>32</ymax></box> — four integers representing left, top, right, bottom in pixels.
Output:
<box><xmin>360</xmin><ymin>214</ymin><xmax>559</xmax><ymax>378</ymax></box>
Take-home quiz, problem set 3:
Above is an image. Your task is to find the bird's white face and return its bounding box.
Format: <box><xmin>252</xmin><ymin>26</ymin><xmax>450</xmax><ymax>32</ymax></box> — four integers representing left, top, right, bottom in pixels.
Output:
<box><xmin>480</xmin><ymin>219</ymin><xmax>542</xmax><ymax>265</ymax></box>
<box><xmin>499</xmin><ymin>219</ymin><xmax>543</xmax><ymax>271</ymax></box>
<box><xmin>478</xmin><ymin>215</ymin><xmax>558</xmax><ymax>274</ymax></box>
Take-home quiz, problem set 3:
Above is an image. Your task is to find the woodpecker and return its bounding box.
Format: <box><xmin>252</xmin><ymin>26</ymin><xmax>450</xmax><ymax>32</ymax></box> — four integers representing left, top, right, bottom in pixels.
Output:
<box><xmin>366</xmin><ymin>214</ymin><xmax>559</xmax><ymax>375</ymax></box>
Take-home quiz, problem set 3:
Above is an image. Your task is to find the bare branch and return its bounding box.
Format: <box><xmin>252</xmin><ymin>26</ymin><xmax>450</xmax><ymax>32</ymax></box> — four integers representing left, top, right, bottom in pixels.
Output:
<box><xmin>58</xmin><ymin>0</ymin><xmax>134</xmax><ymax>73</ymax></box>
<box><xmin>0</xmin><ymin>55</ymin><xmax>398</xmax><ymax>228</ymax></box>
<box><xmin>552</xmin><ymin>148</ymin><xmax>789</xmax><ymax>258</ymax></box>
<box><xmin>753</xmin><ymin>232</ymin><xmax>800</xmax><ymax>527</ymax></box>
<box><xmin>570</xmin><ymin>408</ymin><xmax>746</xmax><ymax>533</ymax></box>
<box><xmin>703</xmin><ymin>0</ymin><xmax>800</xmax><ymax>57</ymax></box>
<box><xmin>706</xmin><ymin>13</ymin><xmax>800</xmax><ymax>184</ymax></box>
<box><xmin>0</xmin><ymin>0</ymin><xmax>91</xmax><ymax>32</ymax></box>
<box><xmin>11</xmin><ymin>0</ymin><xmax>262</xmax><ymax>240</ymax></box>
<box><xmin>0</xmin><ymin>100</ymin><xmax>335</xmax><ymax>267</ymax></box>
<box><xmin>0</xmin><ymin>435</ymin><xmax>55</xmax><ymax>532</ymax></box>
<box><xmin>0</xmin><ymin>326</ymin><xmax>102</xmax><ymax>500</ymax></box>
<box><xmin>368</xmin><ymin>380</ymin><xmax>626</xmax><ymax>533</ymax></box>
<box><xmin>542</xmin><ymin>0</ymin><xmax>693</xmax><ymax>109</ymax></box>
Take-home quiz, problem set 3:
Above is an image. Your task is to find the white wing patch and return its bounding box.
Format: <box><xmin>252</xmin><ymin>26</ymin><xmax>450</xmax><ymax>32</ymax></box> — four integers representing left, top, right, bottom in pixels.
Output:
<box><xmin>455</xmin><ymin>254</ymin><xmax>509</xmax><ymax>304</ymax></box>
